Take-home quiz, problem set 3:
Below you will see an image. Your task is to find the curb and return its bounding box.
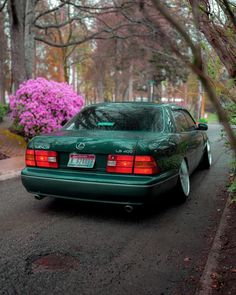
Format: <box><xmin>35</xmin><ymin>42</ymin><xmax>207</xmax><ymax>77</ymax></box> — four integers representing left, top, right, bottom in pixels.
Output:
<box><xmin>0</xmin><ymin>170</ymin><xmax>21</xmax><ymax>181</ymax></box>
<box><xmin>195</xmin><ymin>196</ymin><xmax>231</xmax><ymax>295</ymax></box>
<box><xmin>0</xmin><ymin>156</ymin><xmax>24</xmax><ymax>181</ymax></box>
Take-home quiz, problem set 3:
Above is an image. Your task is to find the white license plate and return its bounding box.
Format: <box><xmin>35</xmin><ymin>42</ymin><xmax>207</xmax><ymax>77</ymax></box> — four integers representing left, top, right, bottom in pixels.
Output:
<box><xmin>67</xmin><ymin>154</ymin><xmax>96</xmax><ymax>168</ymax></box>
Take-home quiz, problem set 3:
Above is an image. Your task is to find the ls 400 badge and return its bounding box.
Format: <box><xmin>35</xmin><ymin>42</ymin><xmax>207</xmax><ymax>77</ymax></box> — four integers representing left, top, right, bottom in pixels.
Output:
<box><xmin>34</xmin><ymin>143</ymin><xmax>50</xmax><ymax>150</ymax></box>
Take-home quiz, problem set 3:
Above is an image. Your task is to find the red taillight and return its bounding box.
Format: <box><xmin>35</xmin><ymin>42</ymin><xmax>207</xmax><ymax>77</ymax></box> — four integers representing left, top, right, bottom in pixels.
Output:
<box><xmin>106</xmin><ymin>155</ymin><xmax>134</xmax><ymax>174</ymax></box>
<box><xmin>25</xmin><ymin>149</ymin><xmax>58</xmax><ymax>168</ymax></box>
<box><xmin>35</xmin><ymin>150</ymin><xmax>58</xmax><ymax>168</ymax></box>
<box><xmin>25</xmin><ymin>149</ymin><xmax>36</xmax><ymax>167</ymax></box>
<box><xmin>106</xmin><ymin>154</ymin><xmax>159</xmax><ymax>175</ymax></box>
<box><xmin>134</xmin><ymin>155</ymin><xmax>159</xmax><ymax>175</ymax></box>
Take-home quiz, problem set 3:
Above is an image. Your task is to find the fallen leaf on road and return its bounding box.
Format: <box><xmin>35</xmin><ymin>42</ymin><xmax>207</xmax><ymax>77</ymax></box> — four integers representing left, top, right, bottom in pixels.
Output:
<box><xmin>211</xmin><ymin>272</ymin><xmax>218</xmax><ymax>279</ymax></box>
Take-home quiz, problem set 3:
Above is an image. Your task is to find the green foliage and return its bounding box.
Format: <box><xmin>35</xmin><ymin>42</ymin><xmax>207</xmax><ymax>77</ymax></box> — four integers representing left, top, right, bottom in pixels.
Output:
<box><xmin>207</xmin><ymin>113</ymin><xmax>219</xmax><ymax>124</ymax></box>
<box><xmin>228</xmin><ymin>160</ymin><xmax>236</xmax><ymax>203</ymax></box>
<box><xmin>3</xmin><ymin>104</ymin><xmax>10</xmax><ymax>114</ymax></box>
<box><xmin>226</xmin><ymin>103</ymin><xmax>236</xmax><ymax>125</ymax></box>
<box><xmin>228</xmin><ymin>180</ymin><xmax>236</xmax><ymax>194</ymax></box>
<box><xmin>0</xmin><ymin>103</ymin><xmax>7</xmax><ymax>122</ymax></box>
<box><xmin>10</xmin><ymin>118</ymin><xmax>24</xmax><ymax>136</ymax></box>
<box><xmin>199</xmin><ymin>118</ymin><xmax>208</xmax><ymax>123</ymax></box>
<box><xmin>227</xmin><ymin>140</ymin><xmax>236</xmax><ymax>202</ymax></box>
<box><xmin>206</xmin><ymin>52</ymin><xmax>222</xmax><ymax>81</ymax></box>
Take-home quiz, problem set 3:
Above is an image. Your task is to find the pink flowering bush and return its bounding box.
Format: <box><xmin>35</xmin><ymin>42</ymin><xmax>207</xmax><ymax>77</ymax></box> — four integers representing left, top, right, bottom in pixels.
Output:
<box><xmin>10</xmin><ymin>78</ymin><xmax>84</xmax><ymax>139</ymax></box>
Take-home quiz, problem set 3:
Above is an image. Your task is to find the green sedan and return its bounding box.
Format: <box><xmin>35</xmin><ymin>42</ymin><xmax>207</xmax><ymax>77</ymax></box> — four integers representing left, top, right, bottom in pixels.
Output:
<box><xmin>21</xmin><ymin>102</ymin><xmax>212</xmax><ymax>211</ymax></box>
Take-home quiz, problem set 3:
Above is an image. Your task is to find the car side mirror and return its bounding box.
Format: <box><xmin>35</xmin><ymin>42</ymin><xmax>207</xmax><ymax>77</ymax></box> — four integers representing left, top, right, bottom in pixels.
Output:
<box><xmin>197</xmin><ymin>123</ymin><xmax>208</xmax><ymax>131</ymax></box>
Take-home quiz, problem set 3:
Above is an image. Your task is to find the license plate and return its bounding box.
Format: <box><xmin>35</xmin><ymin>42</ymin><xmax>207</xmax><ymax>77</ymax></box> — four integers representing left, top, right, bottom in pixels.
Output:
<box><xmin>67</xmin><ymin>154</ymin><xmax>96</xmax><ymax>168</ymax></box>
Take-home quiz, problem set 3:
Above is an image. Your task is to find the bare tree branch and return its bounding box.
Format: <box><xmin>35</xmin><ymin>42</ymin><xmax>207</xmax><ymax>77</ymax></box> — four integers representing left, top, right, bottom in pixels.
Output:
<box><xmin>150</xmin><ymin>0</ymin><xmax>236</xmax><ymax>155</ymax></box>
<box><xmin>60</xmin><ymin>0</ymin><xmax>134</xmax><ymax>12</ymax></box>
<box><xmin>35</xmin><ymin>29</ymin><xmax>106</xmax><ymax>47</ymax></box>
<box><xmin>0</xmin><ymin>0</ymin><xmax>7</xmax><ymax>12</ymax></box>
<box><xmin>150</xmin><ymin>1</ymin><xmax>199</xmax><ymax>60</ymax></box>
<box><xmin>35</xmin><ymin>16</ymin><xmax>82</xmax><ymax>30</ymax></box>
<box><xmin>218</xmin><ymin>0</ymin><xmax>236</xmax><ymax>29</ymax></box>
<box><xmin>34</xmin><ymin>2</ymin><xmax>67</xmax><ymax>23</ymax></box>
<box><xmin>35</xmin><ymin>19</ymin><xmax>154</xmax><ymax>48</ymax></box>
<box><xmin>189</xmin><ymin>0</ymin><xmax>236</xmax><ymax>80</ymax></box>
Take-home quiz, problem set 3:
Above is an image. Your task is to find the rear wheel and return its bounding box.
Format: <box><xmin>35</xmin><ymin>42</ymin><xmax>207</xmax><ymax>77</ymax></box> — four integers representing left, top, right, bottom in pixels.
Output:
<box><xmin>200</xmin><ymin>141</ymin><xmax>212</xmax><ymax>169</ymax></box>
<box><xmin>175</xmin><ymin>159</ymin><xmax>190</xmax><ymax>203</ymax></box>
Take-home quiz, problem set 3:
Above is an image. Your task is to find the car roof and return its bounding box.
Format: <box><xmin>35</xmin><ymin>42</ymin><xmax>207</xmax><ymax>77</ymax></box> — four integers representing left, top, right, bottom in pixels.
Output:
<box><xmin>86</xmin><ymin>102</ymin><xmax>180</xmax><ymax>108</ymax></box>
<box><xmin>85</xmin><ymin>102</ymin><xmax>188</xmax><ymax>111</ymax></box>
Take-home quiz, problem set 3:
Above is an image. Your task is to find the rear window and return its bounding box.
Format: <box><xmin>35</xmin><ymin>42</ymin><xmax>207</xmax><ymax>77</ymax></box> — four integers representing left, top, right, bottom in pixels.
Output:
<box><xmin>63</xmin><ymin>105</ymin><xmax>164</xmax><ymax>132</ymax></box>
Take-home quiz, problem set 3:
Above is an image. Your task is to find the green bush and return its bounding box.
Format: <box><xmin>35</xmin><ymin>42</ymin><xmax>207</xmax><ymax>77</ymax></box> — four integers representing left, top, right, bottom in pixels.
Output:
<box><xmin>0</xmin><ymin>103</ymin><xmax>7</xmax><ymax>122</ymax></box>
<box><xmin>198</xmin><ymin>117</ymin><xmax>208</xmax><ymax>124</ymax></box>
<box><xmin>3</xmin><ymin>104</ymin><xmax>10</xmax><ymax>114</ymax></box>
<box><xmin>226</xmin><ymin>103</ymin><xmax>236</xmax><ymax>125</ymax></box>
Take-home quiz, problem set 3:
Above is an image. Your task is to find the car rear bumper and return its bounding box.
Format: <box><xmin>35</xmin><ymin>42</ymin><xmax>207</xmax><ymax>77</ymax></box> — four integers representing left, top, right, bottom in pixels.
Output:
<box><xmin>21</xmin><ymin>168</ymin><xmax>178</xmax><ymax>205</ymax></box>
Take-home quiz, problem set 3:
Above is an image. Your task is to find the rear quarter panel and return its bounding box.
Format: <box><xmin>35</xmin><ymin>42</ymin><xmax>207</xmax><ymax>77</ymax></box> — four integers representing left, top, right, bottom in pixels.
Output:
<box><xmin>135</xmin><ymin>133</ymin><xmax>184</xmax><ymax>174</ymax></box>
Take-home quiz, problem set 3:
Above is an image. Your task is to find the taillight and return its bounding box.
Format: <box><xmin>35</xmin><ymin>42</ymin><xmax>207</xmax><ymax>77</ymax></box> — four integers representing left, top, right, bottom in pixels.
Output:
<box><xmin>107</xmin><ymin>155</ymin><xmax>134</xmax><ymax>174</ymax></box>
<box><xmin>134</xmin><ymin>155</ymin><xmax>159</xmax><ymax>175</ymax></box>
<box><xmin>35</xmin><ymin>150</ymin><xmax>58</xmax><ymax>168</ymax></box>
<box><xmin>25</xmin><ymin>149</ymin><xmax>58</xmax><ymax>168</ymax></box>
<box><xmin>25</xmin><ymin>149</ymin><xmax>36</xmax><ymax>167</ymax></box>
<box><xmin>106</xmin><ymin>154</ymin><xmax>159</xmax><ymax>175</ymax></box>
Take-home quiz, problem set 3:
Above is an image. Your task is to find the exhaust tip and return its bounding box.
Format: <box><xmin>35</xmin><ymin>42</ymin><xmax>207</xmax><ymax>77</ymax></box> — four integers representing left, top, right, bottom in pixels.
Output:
<box><xmin>34</xmin><ymin>195</ymin><xmax>45</xmax><ymax>200</ymax></box>
<box><xmin>124</xmin><ymin>205</ymin><xmax>134</xmax><ymax>213</ymax></box>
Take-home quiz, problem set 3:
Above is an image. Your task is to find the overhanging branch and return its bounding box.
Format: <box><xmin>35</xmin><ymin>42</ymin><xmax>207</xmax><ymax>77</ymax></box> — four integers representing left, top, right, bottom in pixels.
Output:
<box><xmin>0</xmin><ymin>0</ymin><xmax>7</xmax><ymax>12</ymax></box>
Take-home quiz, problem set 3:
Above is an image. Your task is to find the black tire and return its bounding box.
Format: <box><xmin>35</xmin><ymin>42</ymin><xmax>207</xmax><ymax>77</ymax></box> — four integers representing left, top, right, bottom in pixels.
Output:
<box><xmin>200</xmin><ymin>140</ymin><xmax>212</xmax><ymax>169</ymax></box>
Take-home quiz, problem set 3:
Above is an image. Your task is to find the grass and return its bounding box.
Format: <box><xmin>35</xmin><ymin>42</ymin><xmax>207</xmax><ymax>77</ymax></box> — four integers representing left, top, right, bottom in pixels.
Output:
<box><xmin>0</xmin><ymin>129</ymin><xmax>27</xmax><ymax>148</ymax></box>
<box><xmin>206</xmin><ymin>113</ymin><xmax>219</xmax><ymax>124</ymax></box>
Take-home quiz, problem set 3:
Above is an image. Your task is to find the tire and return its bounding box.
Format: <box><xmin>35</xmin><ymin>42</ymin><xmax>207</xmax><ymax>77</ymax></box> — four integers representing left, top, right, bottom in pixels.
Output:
<box><xmin>175</xmin><ymin>159</ymin><xmax>190</xmax><ymax>203</ymax></box>
<box><xmin>200</xmin><ymin>140</ymin><xmax>212</xmax><ymax>169</ymax></box>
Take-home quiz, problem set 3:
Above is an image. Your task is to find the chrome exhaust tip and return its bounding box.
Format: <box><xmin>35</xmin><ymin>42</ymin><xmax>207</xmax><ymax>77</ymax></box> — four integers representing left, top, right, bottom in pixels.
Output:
<box><xmin>124</xmin><ymin>205</ymin><xmax>134</xmax><ymax>213</ymax></box>
<box><xmin>34</xmin><ymin>195</ymin><xmax>45</xmax><ymax>200</ymax></box>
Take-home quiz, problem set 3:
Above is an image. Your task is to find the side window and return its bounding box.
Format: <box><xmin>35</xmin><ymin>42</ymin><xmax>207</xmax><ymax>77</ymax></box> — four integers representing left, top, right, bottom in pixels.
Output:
<box><xmin>183</xmin><ymin>111</ymin><xmax>197</xmax><ymax>131</ymax></box>
<box><xmin>172</xmin><ymin>111</ymin><xmax>189</xmax><ymax>132</ymax></box>
<box><xmin>165</xmin><ymin>109</ymin><xmax>176</xmax><ymax>132</ymax></box>
<box><xmin>151</xmin><ymin>109</ymin><xmax>164</xmax><ymax>132</ymax></box>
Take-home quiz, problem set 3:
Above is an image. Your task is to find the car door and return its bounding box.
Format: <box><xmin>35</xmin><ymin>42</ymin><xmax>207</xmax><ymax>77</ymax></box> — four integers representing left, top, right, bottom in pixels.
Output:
<box><xmin>172</xmin><ymin>110</ymin><xmax>203</xmax><ymax>173</ymax></box>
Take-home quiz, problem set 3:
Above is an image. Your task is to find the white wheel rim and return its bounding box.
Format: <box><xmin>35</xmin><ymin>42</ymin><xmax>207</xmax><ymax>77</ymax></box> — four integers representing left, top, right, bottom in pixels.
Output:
<box><xmin>179</xmin><ymin>160</ymin><xmax>190</xmax><ymax>196</ymax></box>
<box><xmin>207</xmin><ymin>141</ymin><xmax>212</xmax><ymax>166</ymax></box>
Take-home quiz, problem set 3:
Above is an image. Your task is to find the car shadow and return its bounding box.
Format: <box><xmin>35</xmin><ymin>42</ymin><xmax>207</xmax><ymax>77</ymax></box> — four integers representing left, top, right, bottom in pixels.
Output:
<box><xmin>36</xmin><ymin>191</ymin><xmax>184</xmax><ymax>223</ymax></box>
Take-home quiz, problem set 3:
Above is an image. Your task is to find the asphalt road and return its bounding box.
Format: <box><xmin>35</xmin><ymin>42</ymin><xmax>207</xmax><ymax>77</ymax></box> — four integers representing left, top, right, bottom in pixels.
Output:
<box><xmin>0</xmin><ymin>125</ymin><xmax>231</xmax><ymax>295</ymax></box>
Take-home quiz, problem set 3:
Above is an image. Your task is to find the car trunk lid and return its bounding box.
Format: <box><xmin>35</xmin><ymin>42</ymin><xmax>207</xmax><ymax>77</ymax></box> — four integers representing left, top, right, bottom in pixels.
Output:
<box><xmin>30</xmin><ymin>130</ymin><xmax>141</xmax><ymax>172</ymax></box>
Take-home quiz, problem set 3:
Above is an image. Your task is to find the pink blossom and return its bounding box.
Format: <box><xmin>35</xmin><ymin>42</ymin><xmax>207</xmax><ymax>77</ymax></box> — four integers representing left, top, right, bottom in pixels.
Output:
<box><xmin>10</xmin><ymin>77</ymin><xmax>84</xmax><ymax>139</ymax></box>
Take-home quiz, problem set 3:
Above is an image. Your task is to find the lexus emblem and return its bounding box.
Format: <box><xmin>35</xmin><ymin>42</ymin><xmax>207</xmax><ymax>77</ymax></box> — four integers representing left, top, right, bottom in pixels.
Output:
<box><xmin>76</xmin><ymin>143</ymin><xmax>85</xmax><ymax>150</ymax></box>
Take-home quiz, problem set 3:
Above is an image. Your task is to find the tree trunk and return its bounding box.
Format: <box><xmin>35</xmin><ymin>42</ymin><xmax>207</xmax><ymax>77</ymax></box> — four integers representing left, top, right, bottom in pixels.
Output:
<box><xmin>63</xmin><ymin>61</ymin><xmax>69</xmax><ymax>83</ymax></box>
<box><xmin>128</xmin><ymin>63</ymin><xmax>134</xmax><ymax>101</ymax></box>
<box><xmin>8</xmin><ymin>0</ymin><xmax>35</xmax><ymax>91</ymax></box>
<box><xmin>114</xmin><ymin>39</ymin><xmax>122</xmax><ymax>101</ymax></box>
<box><xmin>97</xmin><ymin>62</ymin><xmax>104</xmax><ymax>102</ymax></box>
<box><xmin>114</xmin><ymin>70</ymin><xmax>121</xmax><ymax>102</ymax></box>
<box><xmin>8</xmin><ymin>0</ymin><xmax>27</xmax><ymax>90</ymax></box>
<box><xmin>24</xmin><ymin>0</ymin><xmax>35</xmax><ymax>79</ymax></box>
<box><xmin>0</xmin><ymin>13</ymin><xmax>6</xmax><ymax>104</ymax></box>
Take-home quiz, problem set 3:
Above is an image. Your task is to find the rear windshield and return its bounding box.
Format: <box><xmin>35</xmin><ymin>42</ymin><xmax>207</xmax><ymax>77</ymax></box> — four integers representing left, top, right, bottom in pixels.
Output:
<box><xmin>63</xmin><ymin>105</ymin><xmax>164</xmax><ymax>132</ymax></box>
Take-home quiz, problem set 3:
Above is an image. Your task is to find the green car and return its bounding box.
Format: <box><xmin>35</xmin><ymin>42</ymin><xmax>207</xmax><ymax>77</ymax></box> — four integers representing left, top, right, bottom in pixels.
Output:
<box><xmin>21</xmin><ymin>102</ymin><xmax>211</xmax><ymax>211</ymax></box>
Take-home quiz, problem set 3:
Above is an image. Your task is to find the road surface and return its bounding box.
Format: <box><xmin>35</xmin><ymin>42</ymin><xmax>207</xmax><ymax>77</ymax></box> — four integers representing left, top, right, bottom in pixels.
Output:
<box><xmin>0</xmin><ymin>125</ymin><xmax>231</xmax><ymax>295</ymax></box>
